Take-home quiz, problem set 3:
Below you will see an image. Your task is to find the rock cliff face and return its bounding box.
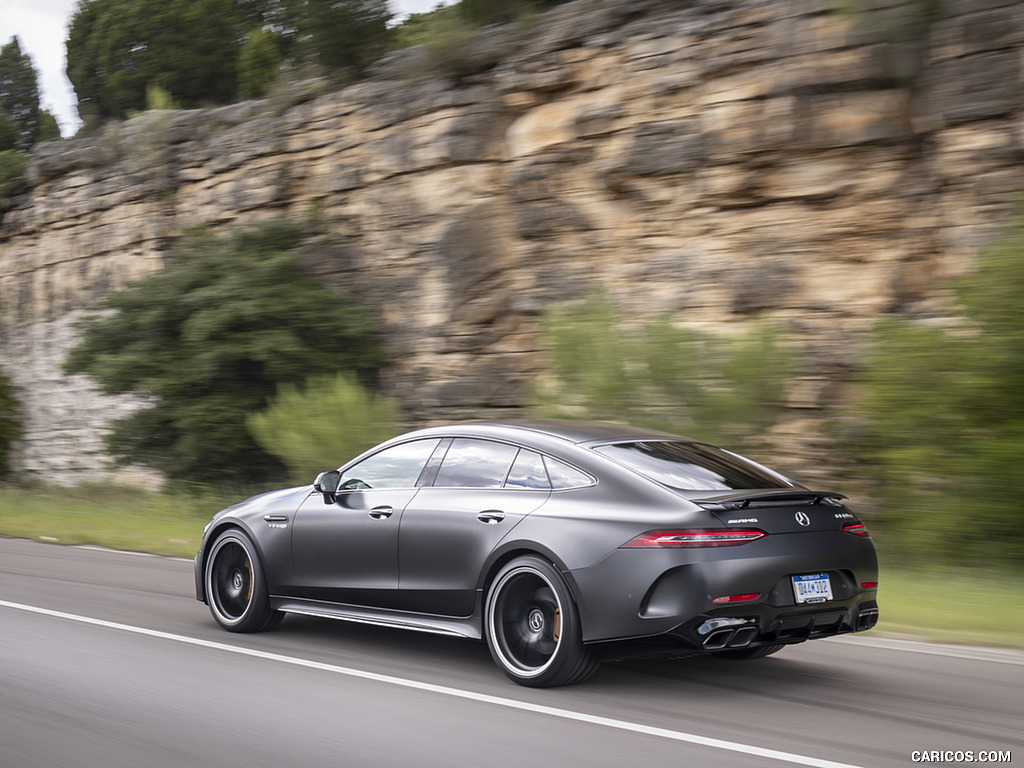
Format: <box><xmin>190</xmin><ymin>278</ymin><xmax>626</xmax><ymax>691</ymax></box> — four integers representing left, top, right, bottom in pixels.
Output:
<box><xmin>1</xmin><ymin>0</ymin><xmax>1022</xmax><ymax>484</ymax></box>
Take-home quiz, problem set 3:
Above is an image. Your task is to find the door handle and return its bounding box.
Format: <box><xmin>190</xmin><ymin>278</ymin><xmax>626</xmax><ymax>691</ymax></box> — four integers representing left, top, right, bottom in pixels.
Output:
<box><xmin>369</xmin><ymin>506</ymin><xmax>394</xmax><ymax>519</ymax></box>
<box><xmin>476</xmin><ymin>510</ymin><xmax>505</xmax><ymax>524</ymax></box>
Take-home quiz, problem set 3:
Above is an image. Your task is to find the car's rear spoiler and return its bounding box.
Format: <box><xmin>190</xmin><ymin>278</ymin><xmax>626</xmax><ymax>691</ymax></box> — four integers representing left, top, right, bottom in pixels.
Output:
<box><xmin>691</xmin><ymin>490</ymin><xmax>848</xmax><ymax>511</ymax></box>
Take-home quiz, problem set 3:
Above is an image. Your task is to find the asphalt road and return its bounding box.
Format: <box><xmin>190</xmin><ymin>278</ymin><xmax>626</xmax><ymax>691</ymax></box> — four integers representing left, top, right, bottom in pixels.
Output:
<box><xmin>1</xmin><ymin>537</ymin><xmax>1020</xmax><ymax>768</ymax></box>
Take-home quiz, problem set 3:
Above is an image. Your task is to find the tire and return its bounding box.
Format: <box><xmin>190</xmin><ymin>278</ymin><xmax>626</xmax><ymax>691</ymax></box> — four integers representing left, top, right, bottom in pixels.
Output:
<box><xmin>484</xmin><ymin>556</ymin><xmax>599</xmax><ymax>688</ymax></box>
<box><xmin>205</xmin><ymin>529</ymin><xmax>282</xmax><ymax>633</ymax></box>
<box><xmin>713</xmin><ymin>643</ymin><xmax>785</xmax><ymax>661</ymax></box>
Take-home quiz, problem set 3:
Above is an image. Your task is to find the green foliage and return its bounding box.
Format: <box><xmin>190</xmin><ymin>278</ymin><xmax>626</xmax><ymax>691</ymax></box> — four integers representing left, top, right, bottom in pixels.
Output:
<box><xmin>0</xmin><ymin>110</ymin><xmax>18</xmax><ymax>151</ymax></box>
<box><xmin>532</xmin><ymin>296</ymin><xmax>793</xmax><ymax>451</ymax></box>
<box><xmin>290</xmin><ymin>0</ymin><xmax>393</xmax><ymax>80</ymax></box>
<box><xmin>238</xmin><ymin>28</ymin><xmax>283</xmax><ymax>99</ymax></box>
<box><xmin>0</xmin><ymin>149</ymin><xmax>29</xmax><ymax>216</ymax></box>
<box><xmin>0</xmin><ymin>37</ymin><xmax>41</xmax><ymax>151</ymax></box>
<box><xmin>394</xmin><ymin>5</ymin><xmax>483</xmax><ymax>80</ymax></box>
<box><xmin>856</xmin><ymin>212</ymin><xmax>1024</xmax><ymax>568</ymax></box>
<box><xmin>0</xmin><ymin>368</ymin><xmax>21</xmax><ymax>478</ymax></box>
<box><xmin>63</xmin><ymin>220</ymin><xmax>386</xmax><ymax>484</ymax></box>
<box><xmin>392</xmin><ymin>3</ymin><xmax>464</xmax><ymax>49</ymax></box>
<box><xmin>248</xmin><ymin>372</ymin><xmax>399</xmax><ymax>484</ymax></box>
<box><xmin>67</xmin><ymin>0</ymin><xmax>245</xmax><ymax>121</ymax></box>
<box><xmin>145</xmin><ymin>84</ymin><xmax>179</xmax><ymax>112</ymax></box>
<box><xmin>36</xmin><ymin>110</ymin><xmax>61</xmax><ymax>142</ymax></box>
<box><xmin>457</xmin><ymin>0</ymin><xmax>568</xmax><ymax>26</ymax></box>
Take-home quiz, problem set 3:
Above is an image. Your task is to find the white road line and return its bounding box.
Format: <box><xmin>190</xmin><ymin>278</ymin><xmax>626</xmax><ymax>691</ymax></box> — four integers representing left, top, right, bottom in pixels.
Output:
<box><xmin>0</xmin><ymin>598</ymin><xmax>863</xmax><ymax>768</ymax></box>
<box><xmin>825</xmin><ymin>635</ymin><xmax>1024</xmax><ymax>666</ymax></box>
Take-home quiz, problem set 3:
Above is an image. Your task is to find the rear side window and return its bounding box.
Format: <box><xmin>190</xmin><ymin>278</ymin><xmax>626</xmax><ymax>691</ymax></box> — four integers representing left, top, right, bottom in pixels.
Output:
<box><xmin>434</xmin><ymin>439</ymin><xmax>519</xmax><ymax>488</ymax></box>
<box><xmin>594</xmin><ymin>441</ymin><xmax>794</xmax><ymax>491</ymax></box>
<box><xmin>543</xmin><ymin>456</ymin><xmax>594</xmax><ymax>490</ymax></box>
<box><xmin>505</xmin><ymin>449</ymin><xmax>550</xmax><ymax>490</ymax></box>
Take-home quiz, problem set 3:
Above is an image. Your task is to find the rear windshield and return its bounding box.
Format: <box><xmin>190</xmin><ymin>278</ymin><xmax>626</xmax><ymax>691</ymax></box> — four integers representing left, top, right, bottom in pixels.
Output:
<box><xmin>593</xmin><ymin>441</ymin><xmax>794</xmax><ymax>491</ymax></box>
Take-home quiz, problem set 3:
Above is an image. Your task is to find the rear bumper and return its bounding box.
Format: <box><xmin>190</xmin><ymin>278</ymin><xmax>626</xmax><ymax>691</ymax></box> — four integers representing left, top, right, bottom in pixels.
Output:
<box><xmin>568</xmin><ymin>529</ymin><xmax>879</xmax><ymax>645</ymax></box>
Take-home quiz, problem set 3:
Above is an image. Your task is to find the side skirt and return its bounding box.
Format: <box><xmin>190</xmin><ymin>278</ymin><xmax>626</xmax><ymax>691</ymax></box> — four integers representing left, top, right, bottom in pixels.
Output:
<box><xmin>270</xmin><ymin>597</ymin><xmax>483</xmax><ymax>641</ymax></box>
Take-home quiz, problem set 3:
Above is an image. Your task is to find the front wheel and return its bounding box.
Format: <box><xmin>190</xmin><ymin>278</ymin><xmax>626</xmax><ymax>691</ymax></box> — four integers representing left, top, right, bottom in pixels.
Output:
<box><xmin>205</xmin><ymin>529</ymin><xmax>282</xmax><ymax>633</ymax></box>
<box><xmin>485</xmin><ymin>556</ymin><xmax>598</xmax><ymax>687</ymax></box>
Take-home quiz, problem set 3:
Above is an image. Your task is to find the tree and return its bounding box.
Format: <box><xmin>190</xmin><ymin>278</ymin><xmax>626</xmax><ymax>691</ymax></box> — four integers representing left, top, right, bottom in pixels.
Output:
<box><xmin>290</xmin><ymin>0</ymin><xmax>392</xmax><ymax>78</ymax></box>
<box><xmin>855</xmin><ymin>209</ymin><xmax>1024</xmax><ymax>567</ymax></box>
<box><xmin>64</xmin><ymin>221</ymin><xmax>386</xmax><ymax>484</ymax></box>
<box><xmin>66</xmin><ymin>0</ymin><xmax>245</xmax><ymax>121</ymax></box>
<box><xmin>238</xmin><ymin>28</ymin><xmax>283</xmax><ymax>99</ymax></box>
<box><xmin>458</xmin><ymin>0</ymin><xmax>570</xmax><ymax>26</ymax></box>
<box><xmin>36</xmin><ymin>110</ymin><xmax>61</xmax><ymax>142</ymax></box>
<box><xmin>0</xmin><ymin>37</ymin><xmax>41</xmax><ymax>151</ymax></box>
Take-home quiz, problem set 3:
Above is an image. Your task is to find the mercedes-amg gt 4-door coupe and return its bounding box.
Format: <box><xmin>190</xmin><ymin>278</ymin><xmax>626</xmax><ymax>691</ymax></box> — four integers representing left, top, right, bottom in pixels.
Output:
<box><xmin>196</xmin><ymin>421</ymin><xmax>879</xmax><ymax>687</ymax></box>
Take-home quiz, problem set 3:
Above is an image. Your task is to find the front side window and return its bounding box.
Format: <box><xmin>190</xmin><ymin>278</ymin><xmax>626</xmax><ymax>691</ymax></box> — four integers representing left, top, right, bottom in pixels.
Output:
<box><xmin>338</xmin><ymin>439</ymin><xmax>441</xmax><ymax>490</ymax></box>
<box><xmin>594</xmin><ymin>441</ymin><xmax>794</xmax><ymax>491</ymax></box>
<box><xmin>433</xmin><ymin>438</ymin><xmax>519</xmax><ymax>488</ymax></box>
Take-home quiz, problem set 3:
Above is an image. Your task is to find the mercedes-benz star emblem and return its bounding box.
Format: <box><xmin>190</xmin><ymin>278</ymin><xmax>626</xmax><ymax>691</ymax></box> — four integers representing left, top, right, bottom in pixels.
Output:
<box><xmin>795</xmin><ymin>511</ymin><xmax>811</xmax><ymax>527</ymax></box>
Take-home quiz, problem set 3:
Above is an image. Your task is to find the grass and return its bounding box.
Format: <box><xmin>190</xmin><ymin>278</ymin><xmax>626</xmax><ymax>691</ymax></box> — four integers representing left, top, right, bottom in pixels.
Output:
<box><xmin>1</xmin><ymin>483</ymin><xmax>1022</xmax><ymax>650</ymax></box>
<box><xmin>876</xmin><ymin>565</ymin><xmax>1024</xmax><ymax>649</ymax></box>
<box><xmin>0</xmin><ymin>483</ymin><xmax>232</xmax><ymax>558</ymax></box>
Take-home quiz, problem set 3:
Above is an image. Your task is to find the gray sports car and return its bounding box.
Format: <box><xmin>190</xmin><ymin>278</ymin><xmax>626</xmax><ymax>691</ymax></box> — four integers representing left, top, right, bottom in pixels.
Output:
<box><xmin>195</xmin><ymin>421</ymin><xmax>879</xmax><ymax>687</ymax></box>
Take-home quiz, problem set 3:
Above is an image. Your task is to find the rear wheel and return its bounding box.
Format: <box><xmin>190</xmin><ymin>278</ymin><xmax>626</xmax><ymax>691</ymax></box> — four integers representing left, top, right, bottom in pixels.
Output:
<box><xmin>205</xmin><ymin>529</ymin><xmax>282</xmax><ymax>633</ymax></box>
<box><xmin>713</xmin><ymin>643</ymin><xmax>785</xmax><ymax>661</ymax></box>
<box><xmin>485</xmin><ymin>556</ymin><xmax>598</xmax><ymax>687</ymax></box>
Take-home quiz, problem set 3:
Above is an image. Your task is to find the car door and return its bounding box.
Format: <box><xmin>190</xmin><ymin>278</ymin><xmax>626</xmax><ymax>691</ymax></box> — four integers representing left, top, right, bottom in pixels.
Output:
<box><xmin>290</xmin><ymin>438</ymin><xmax>441</xmax><ymax>608</ymax></box>
<box><xmin>397</xmin><ymin>439</ymin><xmax>551</xmax><ymax>616</ymax></box>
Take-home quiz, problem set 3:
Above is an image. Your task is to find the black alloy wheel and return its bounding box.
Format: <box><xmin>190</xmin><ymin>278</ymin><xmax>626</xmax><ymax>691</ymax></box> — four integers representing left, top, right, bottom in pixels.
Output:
<box><xmin>205</xmin><ymin>529</ymin><xmax>281</xmax><ymax>632</ymax></box>
<box><xmin>485</xmin><ymin>556</ymin><xmax>598</xmax><ymax>687</ymax></box>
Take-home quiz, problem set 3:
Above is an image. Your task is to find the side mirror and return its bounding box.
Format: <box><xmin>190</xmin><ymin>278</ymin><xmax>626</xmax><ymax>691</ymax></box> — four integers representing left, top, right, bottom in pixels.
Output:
<box><xmin>313</xmin><ymin>470</ymin><xmax>342</xmax><ymax>504</ymax></box>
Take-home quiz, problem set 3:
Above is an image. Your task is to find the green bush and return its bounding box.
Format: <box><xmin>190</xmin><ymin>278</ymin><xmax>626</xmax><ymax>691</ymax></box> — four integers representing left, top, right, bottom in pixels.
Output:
<box><xmin>0</xmin><ymin>148</ymin><xmax>28</xmax><ymax>211</ymax></box>
<box><xmin>531</xmin><ymin>295</ymin><xmax>793</xmax><ymax>452</ymax></box>
<box><xmin>392</xmin><ymin>4</ymin><xmax>489</xmax><ymax>80</ymax></box>
<box><xmin>854</xmin><ymin>209</ymin><xmax>1024</xmax><ymax>569</ymax></box>
<box><xmin>0</xmin><ymin>368</ymin><xmax>20</xmax><ymax>478</ymax></box>
<box><xmin>248</xmin><ymin>373</ymin><xmax>399</xmax><ymax>485</ymax></box>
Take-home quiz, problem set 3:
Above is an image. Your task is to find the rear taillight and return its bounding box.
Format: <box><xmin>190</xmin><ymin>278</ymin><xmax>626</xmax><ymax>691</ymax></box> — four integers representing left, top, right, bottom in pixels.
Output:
<box><xmin>842</xmin><ymin>523</ymin><xmax>870</xmax><ymax>537</ymax></box>
<box><xmin>621</xmin><ymin>529</ymin><xmax>766</xmax><ymax>548</ymax></box>
<box><xmin>712</xmin><ymin>593</ymin><xmax>760</xmax><ymax>603</ymax></box>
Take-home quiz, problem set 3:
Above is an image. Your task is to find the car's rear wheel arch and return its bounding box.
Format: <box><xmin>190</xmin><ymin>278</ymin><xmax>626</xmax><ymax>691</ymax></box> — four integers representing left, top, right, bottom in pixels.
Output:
<box><xmin>478</xmin><ymin>545</ymin><xmax>581</xmax><ymax>619</ymax></box>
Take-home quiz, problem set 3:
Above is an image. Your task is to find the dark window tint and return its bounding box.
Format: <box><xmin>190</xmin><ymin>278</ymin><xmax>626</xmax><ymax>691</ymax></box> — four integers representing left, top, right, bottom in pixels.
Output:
<box><xmin>504</xmin><ymin>449</ymin><xmax>550</xmax><ymax>490</ymax></box>
<box><xmin>339</xmin><ymin>439</ymin><xmax>440</xmax><ymax>490</ymax></box>
<box><xmin>543</xmin><ymin>456</ymin><xmax>594</xmax><ymax>490</ymax></box>
<box><xmin>594</xmin><ymin>441</ymin><xmax>794</xmax><ymax>491</ymax></box>
<box><xmin>434</xmin><ymin>439</ymin><xmax>519</xmax><ymax>488</ymax></box>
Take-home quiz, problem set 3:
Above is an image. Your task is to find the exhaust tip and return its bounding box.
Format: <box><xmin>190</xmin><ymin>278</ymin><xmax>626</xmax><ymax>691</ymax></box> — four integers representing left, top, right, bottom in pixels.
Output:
<box><xmin>856</xmin><ymin>608</ymin><xmax>879</xmax><ymax>631</ymax></box>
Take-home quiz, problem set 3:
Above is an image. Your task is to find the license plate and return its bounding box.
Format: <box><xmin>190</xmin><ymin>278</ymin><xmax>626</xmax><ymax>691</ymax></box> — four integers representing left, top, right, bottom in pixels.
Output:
<box><xmin>792</xmin><ymin>573</ymin><xmax>833</xmax><ymax>604</ymax></box>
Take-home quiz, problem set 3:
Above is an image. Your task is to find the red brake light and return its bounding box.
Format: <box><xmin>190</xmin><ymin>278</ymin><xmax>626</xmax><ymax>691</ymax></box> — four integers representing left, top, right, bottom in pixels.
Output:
<box><xmin>712</xmin><ymin>593</ymin><xmax>760</xmax><ymax>603</ymax></box>
<box><xmin>842</xmin><ymin>523</ymin><xmax>870</xmax><ymax>537</ymax></box>
<box><xmin>621</xmin><ymin>529</ymin><xmax>766</xmax><ymax>548</ymax></box>
<box><xmin>860</xmin><ymin>581</ymin><xmax>878</xmax><ymax>589</ymax></box>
